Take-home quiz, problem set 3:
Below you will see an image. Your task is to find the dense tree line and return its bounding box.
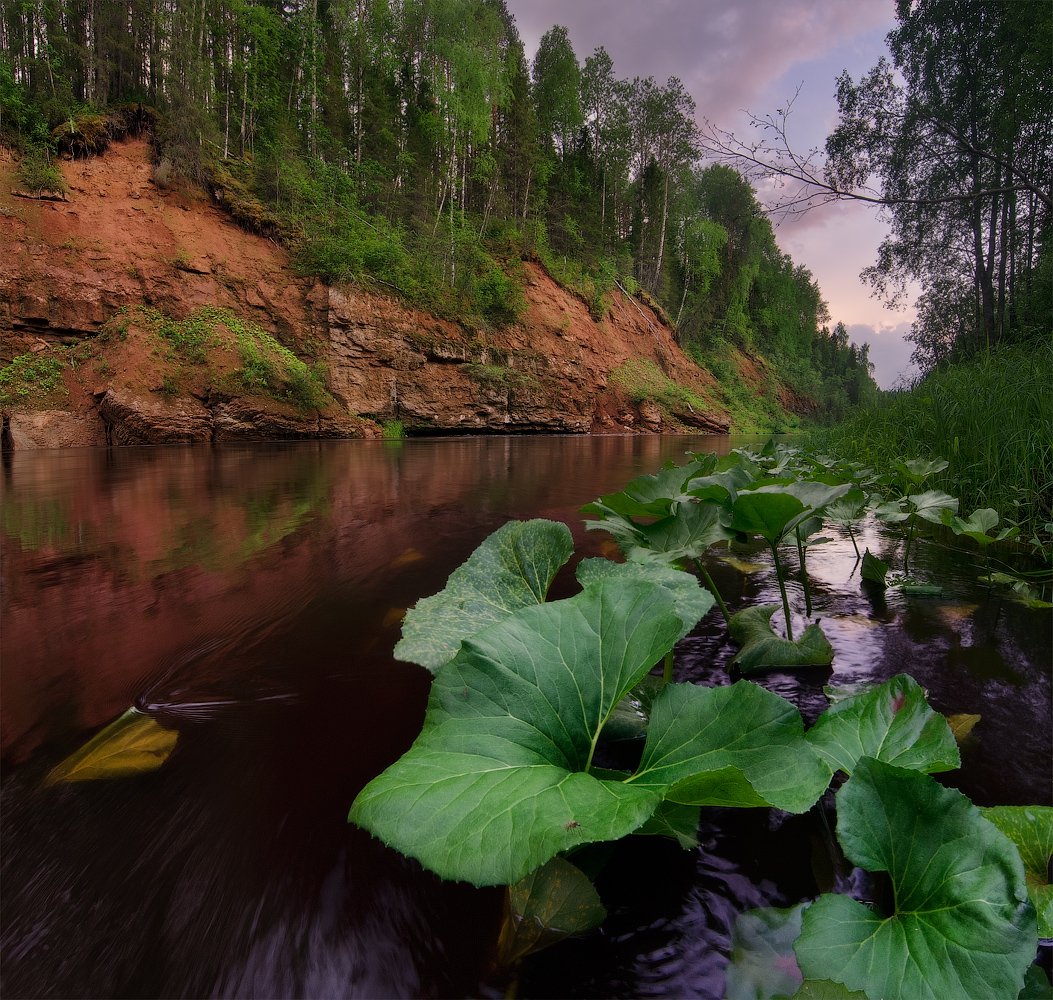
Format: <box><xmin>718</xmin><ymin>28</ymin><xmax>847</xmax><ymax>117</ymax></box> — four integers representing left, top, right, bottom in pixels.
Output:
<box><xmin>702</xmin><ymin>0</ymin><xmax>1051</xmax><ymax>374</ymax></box>
<box><xmin>0</xmin><ymin>0</ymin><xmax>876</xmax><ymax>407</ymax></box>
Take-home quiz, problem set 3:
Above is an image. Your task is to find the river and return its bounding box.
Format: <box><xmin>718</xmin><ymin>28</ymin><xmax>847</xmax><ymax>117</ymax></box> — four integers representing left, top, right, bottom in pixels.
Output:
<box><xmin>2</xmin><ymin>436</ymin><xmax>1049</xmax><ymax>998</ymax></box>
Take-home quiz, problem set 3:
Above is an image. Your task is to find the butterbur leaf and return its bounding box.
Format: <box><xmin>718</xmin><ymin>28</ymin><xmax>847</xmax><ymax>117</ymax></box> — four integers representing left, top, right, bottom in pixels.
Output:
<box><xmin>805</xmin><ymin>675</ymin><xmax>960</xmax><ymax>776</ymax></box>
<box><xmin>907</xmin><ymin>489</ymin><xmax>958</xmax><ymax>524</ymax></box>
<box><xmin>725</xmin><ymin>903</ymin><xmax>807</xmax><ymax>1000</ymax></box>
<box><xmin>580</xmin><ymin>461</ymin><xmax>708</xmax><ymax>519</ymax></box>
<box><xmin>1020</xmin><ymin>965</ymin><xmax>1053</xmax><ymax>999</ymax></box>
<box><xmin>795</xmin><ymin>758</ymin><xmax>1037</xmax><ymax>1000</ymax></box>
<box><xmin>825</xmin><ymin>489</ymin><xmax>867</xmax><ymax>526</ymax></box>
<box><xmin>873</xmin><ymin>500</ymin><xmax>909</xmax><ymax>523</ymax></box>
<box><xmin>494</xmin><ymin>857</ymin><xmax>606</xmax><ymax>969</ymax></box>
<box><xmin>600</xmin><ymin>676</ymin><xmax>663</xmax><ymax>742</ymax></box>
<box><xmin>636</xmin><ymin>501</ymin><xmax>735</xmax><ymax>562</ymax></box>
<box><xmin>899</xmin><ymin>582</ymin><xmax>943</xmax><ymax>596</ymax></box>
<box><xmin>46</xmin><ymin>708</ymin><xmax>178</xmax><ymax>784</ymax></box>
<box><xmin>728</xmin><ymin>605</ymin><xmax>834</xmax><ymax>674</ymax></box>
<box><xmin>395</xmin><ymin>519</ymin><xmax>574</xmax><ymax>672</ymax></box>
<box><xmin>575</xmin><ymin>557</ymin><xmax>714</xmax><ymax>637</ymax></box>
<box><xmin>981</xmin><ymin>805</ymin><xmax>1053</xmax><ymax>938</ymax></box>
<box><xmin>635</xmin><ymin>800</ymin><xmax>701</xmax><ymax>849</ymax></box>
<box><xmin>859</xmin><ymin>549</ymin><xmax>888</xmax><ymax>584</ymax></box>
<box><xmin>629</xmin><ymin>681</ymin><xmax>831</xmax><ymax>814</ymax></box>
<box><xmin>946</xmin><ymin>507</ymin><xmax>1019</xmax><ymax>548</ymax></box>
<box><xmin>351</xmin><ymin>580</ymin><xmax>684</xmax><ymax>886</ymax></box>
<box><xmin>792</xmin><ymin>983</ymin><xmax>868</xmax><ymax>999</ymax></box>
<box><xmin>728</xmin><ymin>490</ymin><xmax>807</xmax><ymax>545</ymax></box>
<box><xmin>898</xmin><ymin>457</ymin><xmax>949</xmax><ymax>482</ymax></box>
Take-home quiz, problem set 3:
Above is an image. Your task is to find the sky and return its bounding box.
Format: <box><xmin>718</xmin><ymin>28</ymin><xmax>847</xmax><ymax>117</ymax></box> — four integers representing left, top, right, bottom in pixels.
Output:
<box><xmin>506</xmin><ymin>0</ymin><xmax>918</xmax><ymax>388</ymax></box>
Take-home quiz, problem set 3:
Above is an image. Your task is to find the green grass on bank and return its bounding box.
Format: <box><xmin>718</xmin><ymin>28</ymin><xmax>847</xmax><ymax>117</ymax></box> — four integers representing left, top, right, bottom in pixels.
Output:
<box><xmin>808</xmin><ymin>342</ymin><xmax>1053</xmax><ymax>534</ymax></box>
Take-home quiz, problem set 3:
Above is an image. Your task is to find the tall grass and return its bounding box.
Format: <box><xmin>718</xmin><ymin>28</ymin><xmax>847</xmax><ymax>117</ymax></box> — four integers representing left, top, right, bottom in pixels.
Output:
<box><xmin>810</xmin><ymin>342</ymin><xmax>1053</xmax><ymax>533</ymax></box>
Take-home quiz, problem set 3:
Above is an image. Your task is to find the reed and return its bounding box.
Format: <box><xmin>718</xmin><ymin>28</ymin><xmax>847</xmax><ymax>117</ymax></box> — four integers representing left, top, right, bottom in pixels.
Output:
<box><xmin>809</xmin><ymin>343</ymin><xmax>1053</xmax><ymax>534</ymax></box>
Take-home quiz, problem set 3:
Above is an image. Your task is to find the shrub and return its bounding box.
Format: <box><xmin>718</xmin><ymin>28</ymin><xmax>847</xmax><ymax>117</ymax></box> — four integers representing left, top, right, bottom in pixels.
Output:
<box><xmin>16</xmin><ymin>146</ymin><xmax>67</xmax><ymax>196</ymax></box>
<box><xmin>0</xmin><ymin>353</ymin><xmax>66</xmax><ymax>404</ymax></box>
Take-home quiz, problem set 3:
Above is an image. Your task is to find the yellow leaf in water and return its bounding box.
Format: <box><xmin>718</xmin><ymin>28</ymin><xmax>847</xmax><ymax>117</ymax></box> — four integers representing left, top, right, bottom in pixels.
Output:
<box><xmin>947</xmin><ymin>713</ymin><xmax>981</xmax><ymax>744</ymax></box>
<box><xmin>717</xmin><ymin>555</ymin><xmax>767</xmax><ymax>575</ymax></box>
<box><xmin>390</xmin><ymin>548</ymin><xmax>424</xmax><ymax>568</ymax></box>
<box><xmin>382</xmin><ymin>607</ymin><xmax>406</xmax><ymax>629</ymax></box>
<box><xmin>938</xmin><ymin>603</ymin><xmax>979</xmax><ymax>624</ymax></box>
<box><xmin>46</xmin><ymin>708</ymin><xmax>178</xmax><ymax>784</ymax></box>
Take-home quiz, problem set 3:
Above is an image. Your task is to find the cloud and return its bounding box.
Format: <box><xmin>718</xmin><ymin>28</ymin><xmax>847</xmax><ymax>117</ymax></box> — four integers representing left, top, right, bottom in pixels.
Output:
<box><xmin>848</xmin><ymin>321</ymin><xmax>917</xmax><ymax>389</ymax></box>
<box><xmin>509</xmin><ymin>0</ymin><xmax>892</xmax><ymax>122</ymax></box>
<box><xmin>505</xmin><ymin>0</ymin><xmax>917</xmax><ymax>371</ymax></box>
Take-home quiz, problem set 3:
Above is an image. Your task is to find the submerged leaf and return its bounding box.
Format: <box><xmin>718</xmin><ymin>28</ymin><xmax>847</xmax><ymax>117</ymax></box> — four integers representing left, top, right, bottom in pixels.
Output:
<box><xmin>46</xmin><ymin>708</ymin><xmax>178</xmax><ymax>784</ymax></box>
<box><xmin>982</xmin><ymin>805</ymin><xmax>1053</xmax><ymax>938</ymax></box>
<box><xmin>394</xmin><ymin>519</ymin><xmax>574</xmax><ymax>672</ymax></box>
<box><xmin>495</xmin><ymin>857</ymin><xmax>606</xmax><ymax>969</ymax></box>
<box><xmin>792</xmin><ymin>982</ymin><xmax>868</xmax><ymax>999</ymax></box>
<box><xmin>946</xmin><ymin>712</ymin><xmax>981</xmax><ymax>743</ymax></box>
<box><xmin>795</xmin><ymin>758</ymin><xmax>1037</xmax><ymax>1000</ymax></box>
<box><xmin>805</xmin><ymin>675</ymin><xmax>960</xmax><ymax>777</ymax></box>
<box><xmin>725</xmin><ymin>903</ymin><xmax>807</xmax><ymax>1000</ymax></box>
<box><xmin>728</xmin><ymin>605</ymin><xmax>834</xmax><ymax>674</ymax></box>
<box><xmin>351</xmin><ymin>580</ymin><xmax>684</xmax><ymax>886</ymax></box>
<box><xmin>629</xmin><ymin>681</ymin><xmax>831</xmax><ymax>814</ymax></box>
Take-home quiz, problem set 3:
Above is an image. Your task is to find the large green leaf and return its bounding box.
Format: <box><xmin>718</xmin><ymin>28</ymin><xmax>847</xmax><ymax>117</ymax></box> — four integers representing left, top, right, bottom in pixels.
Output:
<box><xmin>580</xmin><ymin>460</ymin><xmax>708</xmax><ymax>519</ymax></box>
<box><xmin>728</xmin><ymin>605</ymin><xmax>834</xmax><ymax>674</ymax></box>
<box><xmin>907</xmin><ymin>489</ymin><xmax>959</xmax><ymax>524</ymax></box>
<box><xmin>795</xmin><ymin>758</ymin><xmax>1037</xmax><ymax>1000</ymax></box>
<box><xmin>394</xmin><ymin>519</ymin><xmax>574</xmax><ymax>672</ymax></box>
<box><xmin>945</xmin><ymin>507</ymin><xmax>1019</xmax><ymax>548</ymax></box>
<box><xmin>805</xmin><ymin>674</ymin><xmax>960</xmax><ymax>777</ymax></box>
<box><xmin>728</xmin><ymin>490</ymin><xmax>807</xmax><ymax>545</ymax></box>
<box><xmin>45</xmin><ymin>708</ymin><xmax>178</xmax><ymax>784</ymax></box>
<box><xmin>982</xmin><ymin>805</ymin><xmax>1053</xmax><ymax>938</ymax></box>
<box><xmin>351</xmin><ymin>580</ymin><xmax>686</xmax><ymax>886</ymax></box>
<box><xmin>575</xmin><ymin>556</ymin><xmax>714</xmax><ymax>637</ymax></box>
<box><xmin>898</xmin><ymin>457</ymin><xmax>948</xmax><ymax>483</ymax></box>
<box><xmin>635</xmin><ymin>500</ymin><xmax>735</xmax><ymax>562</ymax></box>
<box><xmin>494</xmin><ymin>857</ymin><xmax>606</xmax><ymax>968</ymax></box>
<box><xmin>628</xmin><ymin>681</ymin><xmax>832</xmax><ymax>814</ymax></box>
<box><xmin>825</xmin><ymin>489</ymin><xmax>867</xmax><ymax>526</ymax></box>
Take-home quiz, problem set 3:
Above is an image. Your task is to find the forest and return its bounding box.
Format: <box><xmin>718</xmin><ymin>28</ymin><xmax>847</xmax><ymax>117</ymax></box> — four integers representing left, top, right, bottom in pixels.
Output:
<box><xmin>0</xmin><ymin>0</ymin><xmax>881</xmax><ymax>420</ymax></box>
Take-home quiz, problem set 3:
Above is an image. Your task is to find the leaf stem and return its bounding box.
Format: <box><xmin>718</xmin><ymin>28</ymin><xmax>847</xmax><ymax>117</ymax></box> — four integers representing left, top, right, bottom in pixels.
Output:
<box><xmin>662</xmin><ymin>649</ymin><xmax>674</xmax><ymax>686</ymax></box>
<box><xmin>694</xmin><ymin>559</ymin><xmax>731</xmax><ymax>624</ymax></box>
<box><xmin>846</xmin><ymin>523</ymin><xmax>861</xmax><ymax>558</ymax></box>
<box><xmin>796</xmin><ymin>527</ymin><xmax>813</xmax><ymax>618</ymax></box>
<box><xmin>771</xmin><ymin>543</ymin><xmax>794</xmax><ymax>641</ymax></box>
<box><xmin>904</xmin><ymin>514</ymin><xmax>916</xmax><ymax>573</ymax></box>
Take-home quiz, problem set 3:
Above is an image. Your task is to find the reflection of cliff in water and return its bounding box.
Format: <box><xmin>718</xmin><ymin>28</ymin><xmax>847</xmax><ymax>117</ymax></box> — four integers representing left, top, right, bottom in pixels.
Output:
<box><xmin>1</xmin><ymin>436</ymin><xmax>726</xmax><ymax>763</ymax></box>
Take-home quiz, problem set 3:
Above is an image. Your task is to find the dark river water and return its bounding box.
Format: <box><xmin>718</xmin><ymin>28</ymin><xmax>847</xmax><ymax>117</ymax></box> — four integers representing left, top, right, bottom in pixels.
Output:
<box><xmin>2</xmin><ymin>436</ymin><xmax>1050</xmax><ymax>999</ymax></box>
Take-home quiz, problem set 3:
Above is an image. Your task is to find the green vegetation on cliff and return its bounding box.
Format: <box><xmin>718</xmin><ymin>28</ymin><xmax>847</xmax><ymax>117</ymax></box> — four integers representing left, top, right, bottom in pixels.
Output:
<box><xmin>0</xmin><ymin>0</ymin><xmax>879</xmax><ymax>427</ymax></box>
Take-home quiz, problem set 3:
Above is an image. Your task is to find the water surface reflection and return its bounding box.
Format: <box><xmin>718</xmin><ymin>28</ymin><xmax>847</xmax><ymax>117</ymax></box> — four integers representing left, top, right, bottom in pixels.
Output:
<box><xmin>1</xmin><ymin>436</ymin><xmax>1048</xmax><ymax>998</ymax></box>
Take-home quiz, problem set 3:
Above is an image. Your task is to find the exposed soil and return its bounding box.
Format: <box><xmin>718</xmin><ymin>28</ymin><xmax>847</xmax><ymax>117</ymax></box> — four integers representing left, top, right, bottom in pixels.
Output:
<box><xmin>0</xmin><ymin>139</ymin><xmax>801</xmax><ymax>448</ymax></box>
